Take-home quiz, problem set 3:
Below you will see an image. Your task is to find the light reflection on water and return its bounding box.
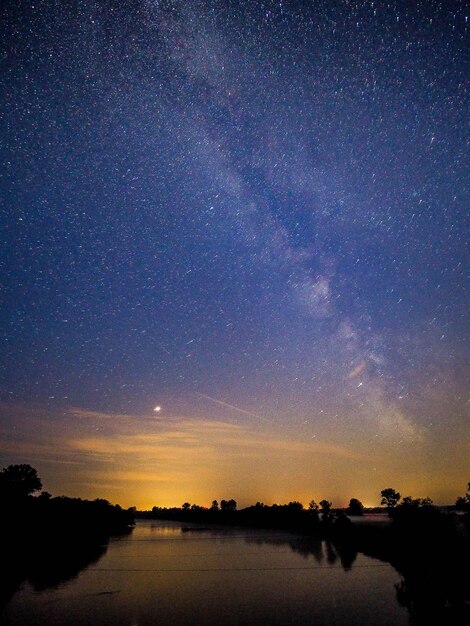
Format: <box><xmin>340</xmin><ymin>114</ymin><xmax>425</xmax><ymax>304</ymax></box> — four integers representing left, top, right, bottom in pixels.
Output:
<box><xmin>2</xmin><ymin>519</ymin><xmax>407</xmax><ymax>626</ymax></box>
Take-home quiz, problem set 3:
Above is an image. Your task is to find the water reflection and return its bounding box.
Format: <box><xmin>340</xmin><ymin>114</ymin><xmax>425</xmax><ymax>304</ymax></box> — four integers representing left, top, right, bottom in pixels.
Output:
<box><xmin>394</xmin><ymin>566</ymin><xmax>470</xmax><ymax>626</ymax></box>
<box><xmin>240</xmin><ymin>531</ymin><xmax>358</xmax><ymax>571</ymax></box>
<box><xmin>1</xmin><ymin>539</ymin><xmax>109</xmax><ymax>608</ymax></box>
<box><xmin>28</xmin><ymin>541</ymin><xmax>109</xmax><ymax>590</ymax></box>
<box><xmin>5</xmin><ymin>520</ymin><xmax>452</xmax><ymax>626</ymax></box>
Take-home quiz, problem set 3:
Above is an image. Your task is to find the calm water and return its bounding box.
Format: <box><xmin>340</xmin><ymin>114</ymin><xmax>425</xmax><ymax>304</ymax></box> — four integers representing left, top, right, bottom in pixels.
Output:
<box><xmin>3</xmin><ymin>520</ymin><xmax>408</xmax><ymax>625</ymax></box>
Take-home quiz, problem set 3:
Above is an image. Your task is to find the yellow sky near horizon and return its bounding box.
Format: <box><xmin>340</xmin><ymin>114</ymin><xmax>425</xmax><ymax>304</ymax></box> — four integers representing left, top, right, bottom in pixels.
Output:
<box><xmin>0</xmin><ymin>401</ymin><xmax>468</xmax><ymax>509</ymax></box>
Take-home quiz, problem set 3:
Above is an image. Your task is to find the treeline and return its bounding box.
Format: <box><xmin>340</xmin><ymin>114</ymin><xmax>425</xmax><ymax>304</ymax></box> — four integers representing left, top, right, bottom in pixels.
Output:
<box><xmin>0</xmin><ymin>464</ymin><xmax>135</xmax><ymax>539</ymax></box>
<box><xmin>140</xmin><ymin>483</ymin><xmax>470</xmax><ymax>532</ymax></box>
<box><xmin>2</xmin><ymin>464</ymin><xmax>469</xmax><ymax>619</ymax></box>
<box><xmin>0</xmin><ymin>464</ymin><xmax>135</xmax><ymax>607</ymax></box>
<box><xmin>142</xmin><ymin>486</ymin><xmax>470</xmax><ymax>620</ymax></box>
<box><xmin>140</xmin><ymin>498</ymin><xmax>358</xmax><ymax>536</ymax></box>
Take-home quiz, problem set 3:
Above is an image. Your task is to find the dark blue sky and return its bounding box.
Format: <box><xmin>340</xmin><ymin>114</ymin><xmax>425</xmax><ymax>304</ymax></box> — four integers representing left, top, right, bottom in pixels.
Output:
<box><xmin>0</xmin><ymin>1</ymin><xmax>468</xmax><ymax>505</ymax></box>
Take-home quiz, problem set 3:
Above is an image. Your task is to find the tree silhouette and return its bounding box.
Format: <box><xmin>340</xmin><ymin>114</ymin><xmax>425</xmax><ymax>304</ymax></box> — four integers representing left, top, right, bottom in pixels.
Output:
<box><xmin>286</xmin><ymin>501</ymin><xmax>303</xmax><ymax>511</ymax></box>
<box><xmin>220</xmin><ymin>499</ymin><xmax>237</xmax><ymax>511</ymax></box>
<box><xmin>210</xmin><ymin>500</ymin><xmax>219</xmax><ymax>510</ymax></box>
<box><xmin>347</xmin><ymin>498</ymin><xmax>364</xmax><ymax>516</ymax></box>
<box><xmin>0</xmin><ymin>464</ymin><xmax>42</xmax><ymax>499</ymax></box>
<box><xmin>455</xmin><ymin>482</ymin><xmax>470</xmax><ymax>511</ymax></box>
<box><xmin>307</xmin><ymin>500</ymin><xmax>320</xmax><ymax>522</ymax></box>
<box><xmin>380</xmin><ymin>488</ymin><xmax>401</xmax><ymax>508</ymax></box>
<box><xmin>319</xmin><ymin>500</ymin><xmax>334</xmax><ymax>523</ymax></box>
<box><xmin>401</xmin><ymin>496</ymin><xmax>433</xmax><ymax>507</ymax></box>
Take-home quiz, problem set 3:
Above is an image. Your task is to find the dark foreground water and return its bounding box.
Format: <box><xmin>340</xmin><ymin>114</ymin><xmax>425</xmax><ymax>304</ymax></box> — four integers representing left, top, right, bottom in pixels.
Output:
<box><xmin>3</xmin><ymin>519</ymin><xmax>408</xmax><ymax>626</ymax></box>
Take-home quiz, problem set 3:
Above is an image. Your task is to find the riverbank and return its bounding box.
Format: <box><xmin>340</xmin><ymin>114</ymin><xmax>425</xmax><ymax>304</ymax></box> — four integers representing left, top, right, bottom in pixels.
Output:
<box><xmin>138</xmin><ymin>504</ymin><xmax>470</xmax><ymax>622</ymax></box>
<box><xmin>0</xmin><ymin>519</ymin><xmax>412</xmax><ymax>626</ymax></box>
<box><xmin>1</xmin><ymin>495</ymin><xmax>135</xmax><ymax>608</ymax></box>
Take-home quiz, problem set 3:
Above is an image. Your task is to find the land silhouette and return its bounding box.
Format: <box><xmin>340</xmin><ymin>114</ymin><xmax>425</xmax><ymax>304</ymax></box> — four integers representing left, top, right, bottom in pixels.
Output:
<box><xmin>0</xmin><ymin>464</ymin><xmax>134</xmax><ymax>608</ymax></box>
<box><xmin>1</xmin><ymin>464</ymin><xmax>469</xmax><ymax>624</ymax></box>
<box><xmin>135</xmin><ymin>484</ymin><xmax>470</xmax><ymax>623</ymax></box>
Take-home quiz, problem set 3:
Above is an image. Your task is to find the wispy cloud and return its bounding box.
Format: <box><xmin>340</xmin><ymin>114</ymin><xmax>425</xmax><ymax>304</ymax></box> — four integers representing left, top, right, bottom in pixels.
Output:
<box><xmin>1</xmin><ymin>400</ymin><xmax>462</xmax><ymax>507</ymax></box>
<box><xmin>68</xmin><ymin>422</ymin><xmax>374</xmax><ymax>463</ymax></box>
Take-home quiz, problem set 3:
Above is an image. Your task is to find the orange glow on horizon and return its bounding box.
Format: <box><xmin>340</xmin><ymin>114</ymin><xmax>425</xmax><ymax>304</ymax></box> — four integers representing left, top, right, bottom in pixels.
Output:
<box><xmin>0</xmin><ymin>401</ymin><xmax>468</xmax><ymax>510</ymax></box>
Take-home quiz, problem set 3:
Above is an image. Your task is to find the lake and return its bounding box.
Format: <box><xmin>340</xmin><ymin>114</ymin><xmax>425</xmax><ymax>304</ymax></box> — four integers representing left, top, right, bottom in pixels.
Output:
<box><xmin>2</xmin><ymin>519</ymin><xmax>408</xmax><ymax>625</ymax></box>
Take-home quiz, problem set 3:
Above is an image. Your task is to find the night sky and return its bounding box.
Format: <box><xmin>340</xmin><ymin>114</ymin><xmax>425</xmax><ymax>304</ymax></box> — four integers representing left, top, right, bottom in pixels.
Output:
<box><xmin>1</xmin><ymin>1</ymin><xmax>468</xmax><ymax>509</ymax></box>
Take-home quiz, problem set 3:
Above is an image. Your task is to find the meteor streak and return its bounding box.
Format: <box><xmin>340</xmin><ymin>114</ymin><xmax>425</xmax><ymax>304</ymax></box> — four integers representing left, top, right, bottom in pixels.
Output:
<box><xmin>196</xmin><ymin>393</ymin><xmax>271</xmax><ymax>422</ymax></box>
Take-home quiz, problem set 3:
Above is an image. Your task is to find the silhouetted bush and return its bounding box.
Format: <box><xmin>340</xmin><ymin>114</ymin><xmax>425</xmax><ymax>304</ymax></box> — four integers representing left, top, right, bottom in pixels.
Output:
<box><xmin>347</xmin><ymin>498</ymin><xmax>364</xmax><ymax>516</ymax></box>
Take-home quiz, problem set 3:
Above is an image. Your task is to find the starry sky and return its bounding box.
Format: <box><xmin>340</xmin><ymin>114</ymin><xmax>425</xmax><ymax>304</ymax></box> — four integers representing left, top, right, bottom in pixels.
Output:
<box><xmin>1</xmin><ymin>0</ymin><xmax>469</xmax><ymax>509</ymax></box>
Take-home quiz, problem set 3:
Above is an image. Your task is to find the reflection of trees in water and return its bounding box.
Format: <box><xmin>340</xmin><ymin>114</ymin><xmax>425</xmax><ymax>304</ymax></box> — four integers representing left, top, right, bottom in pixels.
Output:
<box><xmin>333</xmin><ymin>541</ymin><xmax>358</xmax><ymax>571</ymax></box>
<box><xmin>240</xmin><ymin>533</ymin><xmax>358</xmax><ymax>571</ymax></box>
<box><xmin>239</xmin><ymin>524</ymin><xmax>469</xmax><ymax>622</ymax></box>
<box><xmin>28</xmin><ymin>541</ymin><xmax>109</xmax><ymax>590</ymax></box>
<box><xmin>325</xmin><ymin>541</ymin><xmax>337</xmax><ymax>565</ymax></box>
<box><xmin>359</xmin><ymin>507</ymin><xmax>470</xmax><ymax>625</ymax></box>
<box><xmin>394</xmin><ymin>572</ymin><xmax>470</xmax><ymax>626</ymax></box>
<box><xmin>393</xmin><ymin>559</ymin><xmax>470</xmax><ymax>626</ymax></box>
<box><xmin>1</xmin><ymin>539</ymin><xmax>110</xmax><ymax>608</ymax></box>
<box><xmin>0</xmin><ymin>467</ymin><xmax>134</xmax><ymax>610</ymax></box>
<box><xmin>178</xmin><ymin>526</ymin><xmax>359</xmax><ymax>569</ymax></box>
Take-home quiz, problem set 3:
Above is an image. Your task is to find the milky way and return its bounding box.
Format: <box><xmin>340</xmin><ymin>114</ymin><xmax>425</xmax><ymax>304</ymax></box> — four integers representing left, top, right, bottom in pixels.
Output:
<box><xmin>0</xmin><ymin>1</ymin><xmax>468</xmax><ymax>507</ymax></box>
